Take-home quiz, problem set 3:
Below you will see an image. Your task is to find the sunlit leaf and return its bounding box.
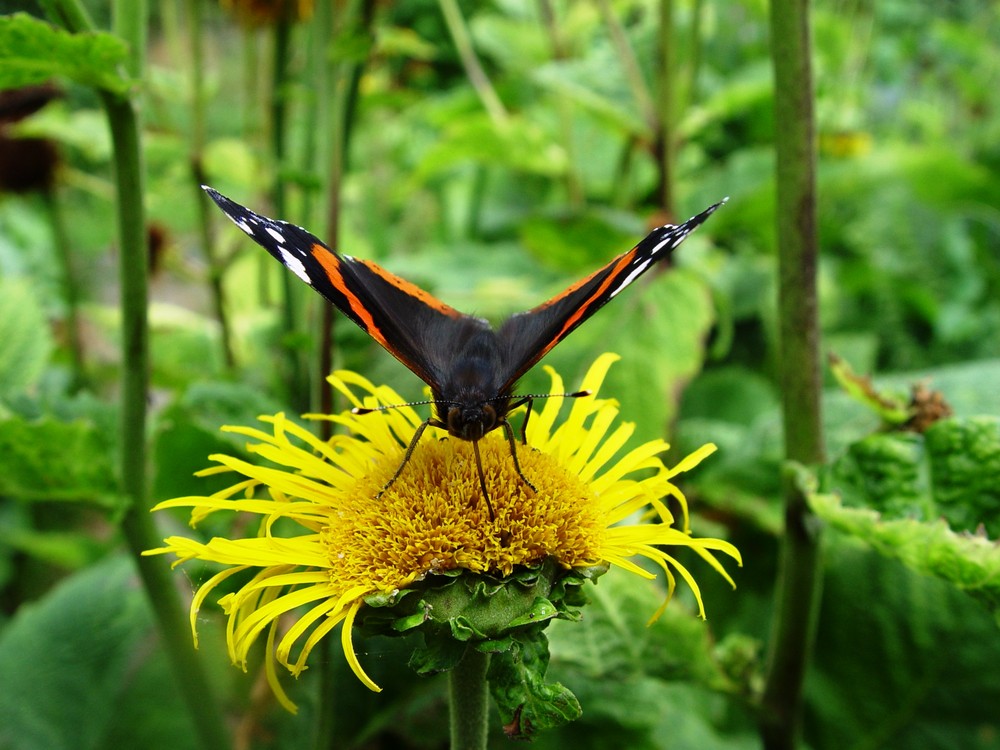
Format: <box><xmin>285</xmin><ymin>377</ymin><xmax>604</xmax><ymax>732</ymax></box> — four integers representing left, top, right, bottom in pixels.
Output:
<box><xmin>0</xmin><ymin>13</ymin><xmax>130</xmax><ymax>94</ymax></box>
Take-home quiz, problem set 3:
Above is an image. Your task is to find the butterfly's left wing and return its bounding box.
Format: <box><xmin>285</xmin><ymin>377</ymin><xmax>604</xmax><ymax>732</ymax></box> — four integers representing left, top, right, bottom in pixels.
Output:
<box><xmin>496</xmin><ymin>199</ymin><xmax>726</xmax><ymax>391</ymax></box>
<box><xmin>204</xmin><ymin>187</ymin><xmax>486</xmax><ymax>389</ymax></box>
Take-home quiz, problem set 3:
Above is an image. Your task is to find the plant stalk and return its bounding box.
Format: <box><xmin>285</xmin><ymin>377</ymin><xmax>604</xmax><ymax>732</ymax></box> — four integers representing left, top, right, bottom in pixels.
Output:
<box><xmin>318</xmin><ymin>0</ymin><xmax>376</xmax><ymax>425</ymax></box>
<box><xmin>595</xmin><ymin>0</ymin><xmax>656</xmax><ymax>129</ymax></box>
<box><xmin>271</xmin><ymin>15</ymin><xmax>310</xmax><ymax>410</ymax></box>
<box><xmin>187</xmin><ymin>0</ymin><xmax>236</xmax><ymax>370</ymax></box>
<box><xmin>44</xmin><ymin>190</ymin><xmax>87</xmax><ymax>389</ymax></box>
<box><xmin>449</xmin><ymin>649</ymin><xmax>491</xmax><ymax>750</ymax></box>
<box><xmin>655</xmin><ymin>0</ymin><xmax>676</xmax><ymax>218</ymax></box>
<box><xmin>438</xmin><ymin>0</ymin><xmax>508</xmax><ymax>126</ymax></box>
<box><xmin>760</xmin><ymin>0</ymin><xmax>825</xmax><ymax>747</ymax></box>
<box><xmin>39</xmin><ymin>2</ymin><xmax>231</xmax><ymax>748</ymax></box>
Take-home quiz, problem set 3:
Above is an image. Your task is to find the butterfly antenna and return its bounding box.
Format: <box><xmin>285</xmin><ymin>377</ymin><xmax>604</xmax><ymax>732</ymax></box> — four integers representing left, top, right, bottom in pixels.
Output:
<box><xmin>500</xmin><ymin>389</ymin><xmax>592</xmax><ymax>403</ymax></box>
<box><xmin>352</xmin><ymin>398</ymin><xmax>441</xmax><ymax>415</ymax></box>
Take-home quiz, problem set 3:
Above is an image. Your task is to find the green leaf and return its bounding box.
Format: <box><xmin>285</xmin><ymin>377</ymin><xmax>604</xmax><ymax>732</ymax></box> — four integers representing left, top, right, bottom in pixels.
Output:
<box><xmin>548</xmin><ymin>567</ymin><xmax>733</xmax><ymax>688</ymax></box>
<box><xmin>809</xmin><ymin>492</ymin><xmax>1000</xmax><ymax>621</ymax></box>
<box><xmin>487</xmin><ymin>631</ymin><xmax>582</xmax><ymax>740</ymax></box>
<box><xmin>829</xmin><ymin>417</ymin><xmax>1000</xmax><ymax>536</ymax></box>
<box><xmin>805</xmin><ymin>539</ymin><xmax>1000</xmax><ymax>748</ymax></box>
<box><xmin>829</xmin><ymin>353</ymin><xmax>911</xmax><ymax>424</ymax></box>
<box><xmin>0</xmin><ymin>555</ymin><xmax>203</xmax><ymax>750</ymax></box>
<box><xmin>0</xmin><ymin>13</ymin><xmax>130</xmax><ymax>94</ymax></box>
<box><xmin>924</xmin><ymin>417</ymin><xmax>1000</xmax><ymax>533</ymax></box>
<box><xmin>535</xmin><ymin>569</ymin><xmax>756</xmax><ymax>749</ymax></box>
<box><xmin>414</xmin><ymin>112</ymin><xmax>568</xmax><ymax>180</ymax></box>
<box><xmin>0</xmin><ymin>277</ymin><xmax>53</xmax><ymax>398</ymax></box>
<box><xmin>0</xmin><ymin>414</ymin><xmax>122</xmax><ymax>509</ymax></box>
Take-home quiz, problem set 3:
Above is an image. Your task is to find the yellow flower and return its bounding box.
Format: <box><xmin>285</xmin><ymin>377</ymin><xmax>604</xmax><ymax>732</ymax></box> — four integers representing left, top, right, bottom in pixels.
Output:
<box><xmin>145</xmin><ymin>354</ymin><xmax>741</xmax><ymax>713</ymax></box>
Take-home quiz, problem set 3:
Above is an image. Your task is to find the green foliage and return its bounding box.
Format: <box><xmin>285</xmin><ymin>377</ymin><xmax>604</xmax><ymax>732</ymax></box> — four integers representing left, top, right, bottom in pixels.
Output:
<box><xmin>0</xmin><ymin>13</ymin><xmax>130</xmax><ymax>94</ymax></box>
<box><xmin>0</xmin><ymin>555</ymin><xmax>208</xmax><ymax>750</ymax></box>
<box><xmin>0</xmin><ymin>414</ymin><xmax>121</xmax><ymax>509</ymax></box>
<box><xmin>811</xmin><ymin>492</ymin><xmax>1000</xmax><ymax>623</ymax></box>
<box><xmin>831</xmin><ymin>417</ymin><xmax>1000</xmax><ymax>535</ymax></box>
<box><xmin>0</xmin><ymin>278</ymin><xmax>53</xmax><ymax>398</ymax></box>
<box><xmin>357</xmin><ymin>560</ymin><xmax>604</xmax><ymax>739</ymax></box>
<box><xmin>535</xmin><ymin>568</ymin><xmax>757</xmax><ymax>750</ymax></box>
<box><xmin>805</xmin><ymin>540</ymin><xmax>1000</xmax><ymax>749</ymax></box>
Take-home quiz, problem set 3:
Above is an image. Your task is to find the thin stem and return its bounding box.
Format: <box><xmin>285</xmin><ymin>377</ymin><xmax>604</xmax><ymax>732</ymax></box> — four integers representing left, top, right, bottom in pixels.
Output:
<box><xmin>760</xmin><ymin>0</ymin><xmax>825</xmax><ymax>747</ymax></box>
<box><xmin>537</xmin><ymin>0</ymin><xmax>584</xmax><ymax>206</ymax></box>
<box><xmin>317</xmin><ymin>0</ymin><xmax>376</xmax><ymax>437</ymax></box>
<box><xmin>594</xmin><ymin>0</ymin><xmax>657</xmax><ymax>130</ymax></box>
<box><xmin>438</xmin><ymin>0</ymin><xmax>508</xmax><ymax>126</ymax></box>
<box><xmin>271</xmin><ymin>15</ymin><xmax>310</xmax><ymax>410</ymax></box>
<box><xmin>449</xmin><ymin>649</ymin><xmax>491</xmax><ymax>750</ymax></box>
<box><xmin>38</xmin><ymin>2</ymin><xmax>230</xmax><ymax>748</ymax></box>
<box><xmin>654</xmin><ymin>0</ymin><xmax>676</xmax><ymax>218</ymax></box>
<box><xmin>187</xmin><ymin>0</ymin><xmax>236</xmax><ymax>369</ymax></box>
<box><xmin>44</xmin><ymin>190</ymin><xmax>87</xmax><ymax>390</ymax></box>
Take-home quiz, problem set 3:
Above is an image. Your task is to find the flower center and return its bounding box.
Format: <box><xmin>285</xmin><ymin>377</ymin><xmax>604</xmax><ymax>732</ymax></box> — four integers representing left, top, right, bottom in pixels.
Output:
<box><xmin>320</xmin><ymin>433</ymin><xmax>607</xmax><ymax>592</ymax></box>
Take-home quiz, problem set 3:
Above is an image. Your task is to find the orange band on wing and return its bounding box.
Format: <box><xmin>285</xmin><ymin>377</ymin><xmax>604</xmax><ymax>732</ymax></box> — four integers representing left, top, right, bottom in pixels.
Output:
<box><xmin>360</xmin><ymin>259</ymin><xmax>463</xmax><ymax>318</ymax></box>
<box><xmin>310</xmin><ymin>244</ymin><xmax>390</xmax><ymax>348</ymax></box>
<box><xmin>538</xmin><ymin>250</ymin><xmax>637</xmax><ymax>358</ymax></box>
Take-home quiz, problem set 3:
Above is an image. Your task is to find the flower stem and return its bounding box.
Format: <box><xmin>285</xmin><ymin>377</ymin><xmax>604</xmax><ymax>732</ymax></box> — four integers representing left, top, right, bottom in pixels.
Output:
<box><xmin>449</xmin><ymin>649</ymin><xmax>491</xmax><ymax>750</ymax></box>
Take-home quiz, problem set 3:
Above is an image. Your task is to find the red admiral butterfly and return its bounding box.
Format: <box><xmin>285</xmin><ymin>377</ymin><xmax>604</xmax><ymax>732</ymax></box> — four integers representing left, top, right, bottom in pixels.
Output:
<box><xmin>204</xmin><ymin>187</ymin><xmax>725</xmax><ymax>518</ymax></box>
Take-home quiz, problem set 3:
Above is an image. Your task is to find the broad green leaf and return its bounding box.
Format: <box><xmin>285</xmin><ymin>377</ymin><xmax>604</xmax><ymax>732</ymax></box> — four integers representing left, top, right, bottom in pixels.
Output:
<box><xmin>0</xmin><ymin>13</ymin><xmax>130</xmax><ymax>95</ymax></box>
<box><xmin>548</xmin><ymin>567</ymin><xmax>732</xmax><ymax>688</ymax></box>
<box><xmin>537</xmin><ymin>569</ymin><xmax>757</xmax><ymax>750</ymax></box>
<box><xmin>0</xmin><ymin>414</ymin><xmax>122</xmax><ymax>509</ymax></box>
<box><xmin>830</xmin><ymin>417</ymin><xmax>1000</xmax><ymax>536</ymax></box>
<box><xmin>805</xmin><ymin>539</ymin><xmax>1000</xmax><ymax>749</ymax></box>
<box><xmin>0</xmin><ymin>555</ymin><xmax>204</xmax><ymax>750</ymax></box>
<box><xmin>809</xmin><ymin>492</ymin><xmax>1000</xmax><ymax>621</ymax></box>
<box><xmin>680</xmin><ymin>360</ymin><xmax>1000</xmax><ymax>530</ymax></box>
<box><xmin>0</xmin><ymin>278</ymin><xmax>53</xmax><ymax>398</ymax></box>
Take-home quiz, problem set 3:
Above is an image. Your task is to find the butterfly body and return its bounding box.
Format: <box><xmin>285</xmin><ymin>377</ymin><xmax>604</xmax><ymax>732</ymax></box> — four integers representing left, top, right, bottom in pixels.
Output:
<box><xmin>204</xmin><ymin>186</ymin><xmax>725</xmax><ymax>516</ymax></box>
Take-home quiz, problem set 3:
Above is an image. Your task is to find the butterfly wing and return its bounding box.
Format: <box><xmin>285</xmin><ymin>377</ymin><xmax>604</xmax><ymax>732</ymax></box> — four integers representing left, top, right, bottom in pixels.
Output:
<box><xmin>496</xmin><ymin>199</ymin><xmax>727</xmax><ymax>391</ymax></box>
<box><xmin>205</xmin><ymin>187</ymin><xmax>487</xmax><ymax>388</ymax></box>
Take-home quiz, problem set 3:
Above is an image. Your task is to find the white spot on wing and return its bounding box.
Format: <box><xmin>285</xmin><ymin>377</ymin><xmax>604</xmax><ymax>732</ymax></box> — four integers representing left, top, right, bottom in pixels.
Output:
<box><xmin>609</xmin><ymin>258</ymin><xmax>652</xmax><ymax>298</ymax></box>
<box><xmin>279</xmin><ymin>248</ymin><xmax>312</xmax><ymax>284</ymax></box>
<box><xmin>651</xmin><ymin>233</ymin><xmax>683</xmax><ymax>255</ymax></box>
<box><xmin>265</xmin><ymin>226</ymin><xmax>286</xmax><ymax>244</ymax></box>
<box><xmin>235</xmin><ymin>219</ymin><xmax>254</xmax><ymax>235</ymax></box>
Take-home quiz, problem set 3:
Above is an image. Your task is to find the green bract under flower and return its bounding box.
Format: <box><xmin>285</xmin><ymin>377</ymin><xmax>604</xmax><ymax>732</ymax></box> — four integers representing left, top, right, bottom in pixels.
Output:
<box><xmin>145</xmin><ymin>353</ymin><xmax>741</xmax><ymax>718</ymax></box>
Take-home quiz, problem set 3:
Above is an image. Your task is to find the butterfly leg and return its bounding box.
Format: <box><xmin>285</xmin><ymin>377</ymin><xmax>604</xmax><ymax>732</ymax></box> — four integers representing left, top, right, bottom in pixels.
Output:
<box><xmin>507</xmin><ymin>396</ymin><xmax>534</xmax><ymax>443</ymax></box>
<box><xmin>500</xmin><ymin>419</ymin><xmax>538</xmax><ymax>495</ymax></box>
<box><xmin>471</xmin><ymin>439</ymin><xmax>497</xmax><ymax>521</ymax></box>
<box><xmin>377</xmin><ymin>418</ymin><xmax>439</xmax><ymax>498</ymax></box>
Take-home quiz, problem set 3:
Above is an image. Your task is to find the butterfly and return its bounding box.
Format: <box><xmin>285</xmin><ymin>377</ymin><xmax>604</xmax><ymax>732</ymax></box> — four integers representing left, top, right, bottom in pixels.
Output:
<box><xmin>204</xmin><ymin>186</ymin><xmax>726</xmax><ymax>519</ymax></box>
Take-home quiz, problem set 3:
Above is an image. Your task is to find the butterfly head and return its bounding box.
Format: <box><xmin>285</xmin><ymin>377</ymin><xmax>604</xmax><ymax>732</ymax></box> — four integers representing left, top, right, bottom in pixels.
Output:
<box><xmin>442</xmin><ymin>400</ymin><xmax>504</xmax><ymax>441</ymax></box>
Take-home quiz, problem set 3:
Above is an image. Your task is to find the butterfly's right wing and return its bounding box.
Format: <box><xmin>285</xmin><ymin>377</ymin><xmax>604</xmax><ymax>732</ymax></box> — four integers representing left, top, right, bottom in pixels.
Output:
<box><xmin>496</xmin><ymin>200</ymin><xmax>727</xmax><ymax>392</ymax></box>
<box><xmin>205</xmin><ymin>187</ymin><xmax>486</xmax><ymax>387</ymax></box>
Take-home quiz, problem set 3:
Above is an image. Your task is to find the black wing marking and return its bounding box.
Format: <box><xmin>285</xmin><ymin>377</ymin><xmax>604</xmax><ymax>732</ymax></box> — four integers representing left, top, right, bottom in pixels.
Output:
<box><xmin>496</xmin><ymin>199</ymin><xmax>727</xmax><ymax>391</ymax></box>
<box><xmin>204</xmin><ymin>187</ymin><xmax>487</xmax><ymax>388</ymax></box>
